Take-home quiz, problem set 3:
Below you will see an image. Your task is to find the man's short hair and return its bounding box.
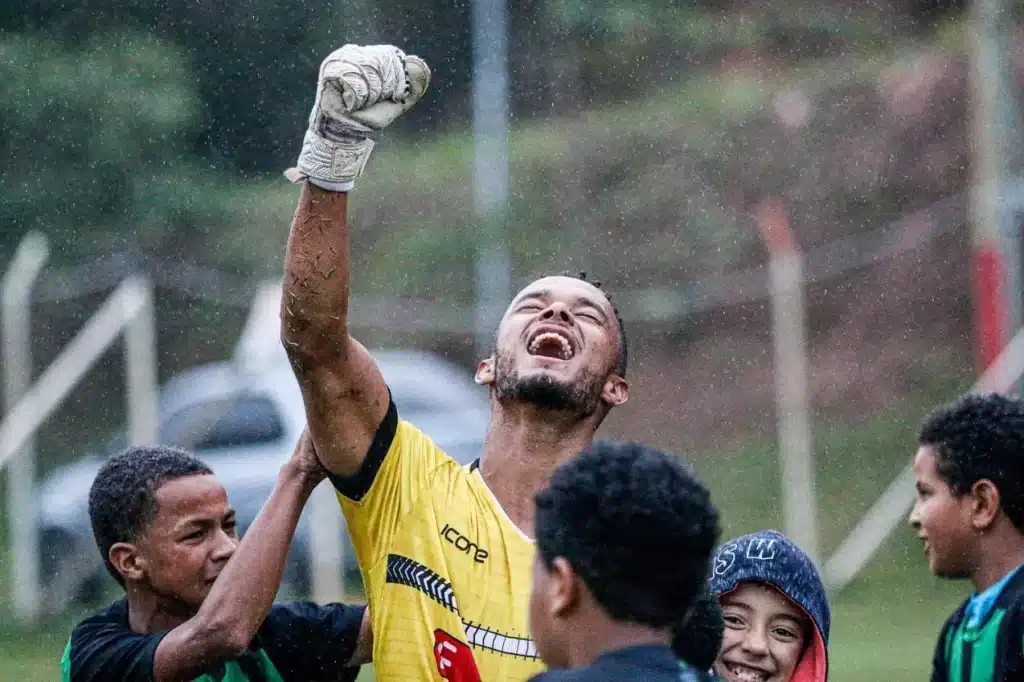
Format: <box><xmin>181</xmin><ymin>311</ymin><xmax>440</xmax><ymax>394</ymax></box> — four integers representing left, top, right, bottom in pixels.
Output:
<box><xmin>88</xmin><ymin>445</ymin><xmax>213</xmax><ymax>585</ymax></box>
<box><xmin>919</xmin><ymin>392</ymin><xmax>1024</xmax><ymax>532</ymax></box>
<box><xmin>535</xmin><ymin>440</ymin><xmax>720</xmax><ymax>627</ymax></box>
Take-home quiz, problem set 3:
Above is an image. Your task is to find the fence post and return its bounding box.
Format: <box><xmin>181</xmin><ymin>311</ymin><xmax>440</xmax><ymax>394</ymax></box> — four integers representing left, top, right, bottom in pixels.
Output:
<box><xmin>2</xmin><ymin>232</ymin><xmax>50</xmax><ymax>625</ymax></box>
<box><xmin>756</xmin><ymin>198</ymin><xmax>819</xmax><ymax>565</ymax></box>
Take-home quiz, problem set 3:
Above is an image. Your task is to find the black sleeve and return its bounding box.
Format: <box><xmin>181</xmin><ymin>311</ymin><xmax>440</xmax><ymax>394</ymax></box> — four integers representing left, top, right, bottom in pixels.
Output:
<box><xmin>259</xmin><ymin>601</ymin><xmax>367</xmax><ymax>682</ymax></box>
<box><xmin>64</xmin><ymin>617</ymin><xmax>164</xmax><ymax>682</ymax></box>
<box><xmin>327</xmin><ymin>396</ymin><xmax>398</xmax><ymax>501</ymax></box>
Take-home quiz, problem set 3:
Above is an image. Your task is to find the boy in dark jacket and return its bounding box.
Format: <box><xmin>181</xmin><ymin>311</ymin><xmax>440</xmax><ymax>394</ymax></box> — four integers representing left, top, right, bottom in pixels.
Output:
<box><xmin>526</xmin><ymin>441</ymin><xmax>720</xmax><ymax>682</ymax></box>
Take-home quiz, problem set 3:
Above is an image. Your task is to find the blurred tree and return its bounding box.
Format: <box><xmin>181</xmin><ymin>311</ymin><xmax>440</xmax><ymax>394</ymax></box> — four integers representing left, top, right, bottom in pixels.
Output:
<box><xmin>0</xmin><ymin>0</ymin><xmax>472</xmax><ymax>173</ymax></box>
<box><xmin>0</xmin><ymin>31</ymin><xmax>245</xmax><ymax>267</ymax></box>
<box><xmin>0</xmin><ymin>0</ymin><xmax>909</xmax><ymax>179</ymax></box>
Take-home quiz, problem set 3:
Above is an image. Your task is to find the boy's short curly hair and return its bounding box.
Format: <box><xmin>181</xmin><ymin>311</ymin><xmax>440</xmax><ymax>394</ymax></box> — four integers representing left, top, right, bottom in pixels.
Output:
<box><xmin>535</xmin><ymin>440</ymin><xmax>720</xmax><ymax>628</ymax></box>
<box><xmin>919</xmin><ymin>392</ymin><xmax>1024</xmax><ymax>532</ymax></box>
<box><xmin>88</xmin><ymin>445</ymin><xmax>213</xmax><ymax>585</ymax></box>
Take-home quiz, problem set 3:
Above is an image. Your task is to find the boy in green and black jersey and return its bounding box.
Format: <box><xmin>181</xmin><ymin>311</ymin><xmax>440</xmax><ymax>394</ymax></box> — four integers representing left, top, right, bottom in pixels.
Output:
<box><xmin>910</xmin><ymin>393</ymin><xmax>1024</xmax><ymax>682</ymax></box>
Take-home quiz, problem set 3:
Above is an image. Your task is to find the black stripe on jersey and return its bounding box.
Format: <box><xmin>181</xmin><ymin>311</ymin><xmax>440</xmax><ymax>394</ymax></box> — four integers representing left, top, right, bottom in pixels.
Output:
<box><xmin>386</xmin><ymin>554</ymin><xmax>458</xmax><ymax>612</ymax></box>
<box><xmin>328</xmin><ymin>396</ymin><xmax>399</xmax><ymax>501</ymax></box>
<box><xmin>385</xmin><ymin>554</ymin><xmax>539</xmax><ymax>660</ymax></box>
<box><xmin>960</xmin><ymin>630</ymin><xmax>972</xmax><ymax>682</ymax></box>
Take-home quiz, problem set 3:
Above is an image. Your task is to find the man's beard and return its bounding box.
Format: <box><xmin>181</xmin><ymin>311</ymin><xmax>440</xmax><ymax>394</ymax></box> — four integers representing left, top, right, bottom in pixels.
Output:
<box><xmin>493</xmin><ymin>351</ymin><xmax>604</xmax><ymax>417</ymax></box>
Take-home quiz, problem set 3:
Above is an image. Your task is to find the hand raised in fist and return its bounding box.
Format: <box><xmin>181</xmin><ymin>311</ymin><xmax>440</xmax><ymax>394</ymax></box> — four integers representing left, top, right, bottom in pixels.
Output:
<box><xmin>286</xmin><ymin>44</ymin><xmax>431</xmax><ymax>192</ymax></box>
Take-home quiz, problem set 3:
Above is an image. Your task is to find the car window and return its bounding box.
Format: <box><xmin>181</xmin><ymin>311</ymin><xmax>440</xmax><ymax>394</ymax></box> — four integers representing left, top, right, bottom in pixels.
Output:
<box><xmin>161</xmin><ymin>394</ymin><xmax>285</xmax><ymax>450</ymax></box>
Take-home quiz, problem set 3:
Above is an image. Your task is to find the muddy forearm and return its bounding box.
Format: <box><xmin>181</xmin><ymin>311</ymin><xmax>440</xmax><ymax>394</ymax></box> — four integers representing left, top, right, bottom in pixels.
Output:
<box><xmin>281</xmin><ymin>184</ymin><xmax>352</xmax><ymax>366</ymax></box>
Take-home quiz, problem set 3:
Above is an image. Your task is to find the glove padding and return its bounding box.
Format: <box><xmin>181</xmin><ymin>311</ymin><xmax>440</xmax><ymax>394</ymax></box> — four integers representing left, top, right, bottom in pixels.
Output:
<box><xmin>285</xmin><ymin>44</ymin><xmax>430</xmax><ymax>191</ymax></box>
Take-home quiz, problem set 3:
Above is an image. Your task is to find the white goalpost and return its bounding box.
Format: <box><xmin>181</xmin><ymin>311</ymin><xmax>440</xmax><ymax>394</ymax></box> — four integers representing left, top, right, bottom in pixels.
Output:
<box><xmin>821</xmin><ymin>327</ymin><xmax>1024</xmax><ymax>590</ymax></box>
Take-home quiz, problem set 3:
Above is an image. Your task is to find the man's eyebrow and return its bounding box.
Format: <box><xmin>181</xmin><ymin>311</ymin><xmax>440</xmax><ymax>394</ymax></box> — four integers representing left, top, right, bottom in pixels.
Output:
<box><xmin>576</xmin><ymin>296</ymin><xmax>607</xmax><ymax>315</ymax></box>
<box><xmin>514</xmin><ymin>290</ymin><xmax>551</xmax><ymax>305</ymax></box>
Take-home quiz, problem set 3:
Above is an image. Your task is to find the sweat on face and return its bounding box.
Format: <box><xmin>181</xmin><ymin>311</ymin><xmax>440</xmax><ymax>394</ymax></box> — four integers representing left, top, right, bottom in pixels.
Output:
<box><xmin>708</xmin><ymin>530</ymin><xmax>830</xmax><ymax>682</ymax></box>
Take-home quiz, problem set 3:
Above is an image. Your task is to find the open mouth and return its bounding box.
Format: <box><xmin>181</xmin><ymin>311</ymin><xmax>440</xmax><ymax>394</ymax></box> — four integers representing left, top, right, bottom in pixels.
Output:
<box><xmin>527</xmin><ymin>329</ymin><xmax>575</xmax><ymax>360</ymax></box>
<box><xmin>724</xmin><ymin>663</ymin><xmax>770</xmax><ymax>682</ymax></box>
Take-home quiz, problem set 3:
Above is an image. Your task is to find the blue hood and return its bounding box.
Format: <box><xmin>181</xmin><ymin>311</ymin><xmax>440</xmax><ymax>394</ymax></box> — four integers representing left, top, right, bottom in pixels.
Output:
<box><xmin>709</xmin><ymin>530</ymin><xmax>830</xmax><ymax>682</ymax></box>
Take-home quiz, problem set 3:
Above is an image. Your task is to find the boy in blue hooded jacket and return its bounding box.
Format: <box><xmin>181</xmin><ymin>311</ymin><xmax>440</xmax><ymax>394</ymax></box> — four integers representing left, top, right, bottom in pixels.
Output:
<box><xmin>708</xmin><ymin>530</ymin><xmax>830</xmax><ymax>682</ymax></box>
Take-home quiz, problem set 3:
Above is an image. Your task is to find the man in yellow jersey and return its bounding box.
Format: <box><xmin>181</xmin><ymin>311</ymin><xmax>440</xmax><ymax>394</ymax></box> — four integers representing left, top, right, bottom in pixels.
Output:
<box><xmin>280</xmin><ymin>43</ymin><xmax>629</xmax><ymax>682</ymax></box>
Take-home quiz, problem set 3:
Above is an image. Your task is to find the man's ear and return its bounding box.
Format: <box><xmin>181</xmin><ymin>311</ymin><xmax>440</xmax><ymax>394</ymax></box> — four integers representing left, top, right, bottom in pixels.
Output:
<box><xmin>601</xmin><ymin>375</ymin><xmax>628</xmax><ymax>407</ymax></box>
<box><xmin>109</xmin><ymin>542</ymin><xmax>146</xmax><ymax>583</ymax></box>
<box><xmin>548</xmin><ymin>556</ymin><xmax>580</xmax><ymax>619</ymax></box>
<box><xmin>475</xmin><ymin>356</ymin><xmax>495</xmax><ymax>386</ymax></box>
<box><xmin>969</xmin><ymin>479</ymin><xmax>1001</xmax><ymax>531</ymax></box>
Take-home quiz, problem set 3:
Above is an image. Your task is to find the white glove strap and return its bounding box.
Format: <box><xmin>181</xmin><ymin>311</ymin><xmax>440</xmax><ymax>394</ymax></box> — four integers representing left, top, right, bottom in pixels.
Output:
<box><xmin>308</xmin><ymin>177</ymin><xmax>354</xmax><ymax>192</ymax></box>
<box><xmin>292</xmin><ymin>129</ymin><xmax>375</xmax><ymax>189</ymax></box>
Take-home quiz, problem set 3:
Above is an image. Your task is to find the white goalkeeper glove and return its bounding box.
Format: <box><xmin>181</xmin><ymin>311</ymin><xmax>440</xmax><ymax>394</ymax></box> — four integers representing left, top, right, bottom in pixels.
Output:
<box><xmin>284</xmin><ymin>44</ymin><xmax>430</xmax><ymax>192</ymax></box>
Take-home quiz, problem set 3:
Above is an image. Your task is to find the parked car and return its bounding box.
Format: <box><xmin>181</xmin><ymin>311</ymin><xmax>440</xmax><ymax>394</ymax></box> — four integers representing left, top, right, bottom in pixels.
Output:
<box><xmin>35</xmin><ymin>347</ymin><xmax>489</xmax><ymax>609</ymax></box>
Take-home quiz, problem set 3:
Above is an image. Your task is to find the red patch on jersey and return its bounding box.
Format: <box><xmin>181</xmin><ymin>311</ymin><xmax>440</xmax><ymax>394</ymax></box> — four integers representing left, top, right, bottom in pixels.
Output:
<box><xmin>433</xmin><ymin>629</ymin><xmax>482</xmax><ymax>682</ymax></box>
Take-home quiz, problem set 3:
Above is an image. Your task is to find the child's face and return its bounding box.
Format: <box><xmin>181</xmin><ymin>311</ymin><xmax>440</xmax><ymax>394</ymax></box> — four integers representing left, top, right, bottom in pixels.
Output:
<box><xmin>714</xmin><ymin>582</ymin><xmax>808</xmax><ymax>682</ymax></box>
<box><xmin>908</xmin><ymin>446</ymin><xmax>976</xmax><ymax>579</ymax></box>
<box><xmin>122</xmin><ymin>474</ymin><xmax>239</xmax><ymax>610</ymax></box>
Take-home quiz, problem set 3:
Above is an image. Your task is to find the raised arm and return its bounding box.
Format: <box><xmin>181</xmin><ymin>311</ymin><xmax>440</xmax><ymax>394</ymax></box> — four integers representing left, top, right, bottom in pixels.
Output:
<box><xmin>281</xmin><ymin>44</ymin><xmax>430</xmax><ymax>477</ymax></box>
<box><xmin>282</xmin><ymin>184</ymin><xmax>390</xmax><ymax>476</ymax></box>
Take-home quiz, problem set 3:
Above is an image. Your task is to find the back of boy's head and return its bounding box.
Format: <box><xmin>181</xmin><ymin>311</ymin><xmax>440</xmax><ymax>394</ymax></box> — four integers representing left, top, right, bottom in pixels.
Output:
<box><xmin>919</xmin><ymin>392</ymin><xmax>1024</xmax><ymax>532</ymax></box>
<box><xmin>535</xmin><ymin>440</ymin><xmax>721</xmax><ymax>628</ymax></box>
<box><xmin>88</xmin><ymin>445</ymin><xmax>213</xmax><ymax>585</ymax></box>
<box><xmin>672</xmin><ymin>586</ymin><xmax>725</xmax><ymax>670</ymax></box>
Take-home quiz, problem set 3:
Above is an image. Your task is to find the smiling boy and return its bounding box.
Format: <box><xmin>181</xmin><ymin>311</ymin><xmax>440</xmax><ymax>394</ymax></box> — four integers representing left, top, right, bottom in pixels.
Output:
<box><xmin>708</xmin><ymin>530</ymin><xmax>829</xmax><ymax>682</ymax></box>
<box><xmin>910</xmin><ymin>393</ymin><xmax>1024</xmax><ymax>682</ymax></box>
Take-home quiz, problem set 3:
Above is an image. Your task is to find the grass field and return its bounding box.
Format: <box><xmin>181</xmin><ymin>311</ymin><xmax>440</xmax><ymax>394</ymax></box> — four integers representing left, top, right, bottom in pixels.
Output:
<box><xmin>0</xmin><ymin>394</ymin><xmax>972</xmax><ymax>682</ymax></box>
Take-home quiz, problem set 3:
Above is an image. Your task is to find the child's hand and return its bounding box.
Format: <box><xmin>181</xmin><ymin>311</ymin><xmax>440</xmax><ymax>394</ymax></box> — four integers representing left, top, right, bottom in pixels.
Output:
<box><xmin>288</xmin><ymin>428</ymin><xmax>328</xmax><ymax>485</ymax></box>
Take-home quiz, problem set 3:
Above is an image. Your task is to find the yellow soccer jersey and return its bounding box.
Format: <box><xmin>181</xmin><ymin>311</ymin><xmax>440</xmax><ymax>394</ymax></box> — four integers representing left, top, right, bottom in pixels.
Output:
<box><xmin>331</xmin><ymin>399</ymin><xmax>543</xmax><ymax>682</ymax></box>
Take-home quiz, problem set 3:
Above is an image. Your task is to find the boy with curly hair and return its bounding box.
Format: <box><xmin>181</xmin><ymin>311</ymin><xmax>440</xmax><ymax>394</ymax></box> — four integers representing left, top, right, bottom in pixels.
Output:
<box><xmin>910</xmin><ymin>392</ymin><xmax>1024</xmax><ymax>682</ymax></box>
<box><xmin>526</xmin><ymin>440</ymin><xmax>721</xmax><ymax>681</ymax></box>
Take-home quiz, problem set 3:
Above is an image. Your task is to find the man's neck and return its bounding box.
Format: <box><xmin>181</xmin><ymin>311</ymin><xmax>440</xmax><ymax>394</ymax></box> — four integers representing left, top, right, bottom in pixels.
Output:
<box><xmin>971</xmin><ymin>526</ymin><xmax>1024</xmax><ymax>592</ymax></box>
<box><xmin>126</xmin><ymin>585</ymin><xmax>194</xmax><ymax>634</ymax></box>
<box><xmin>565</xmin><ymin>618</ymin><xmax>670</xmax><ymax>669</ymax></box>
<box><xmin>478</xmin><ymin>402</ymin><xmax>597</xmax><ymax>538</ymax></box>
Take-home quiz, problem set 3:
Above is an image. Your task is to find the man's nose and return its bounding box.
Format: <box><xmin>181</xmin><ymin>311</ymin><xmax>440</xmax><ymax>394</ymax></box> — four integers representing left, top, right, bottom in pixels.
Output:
<box><xmin>541</xmin><ymin>303</ymin><xmax>572</xmax><ymax>323</ymax></box>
